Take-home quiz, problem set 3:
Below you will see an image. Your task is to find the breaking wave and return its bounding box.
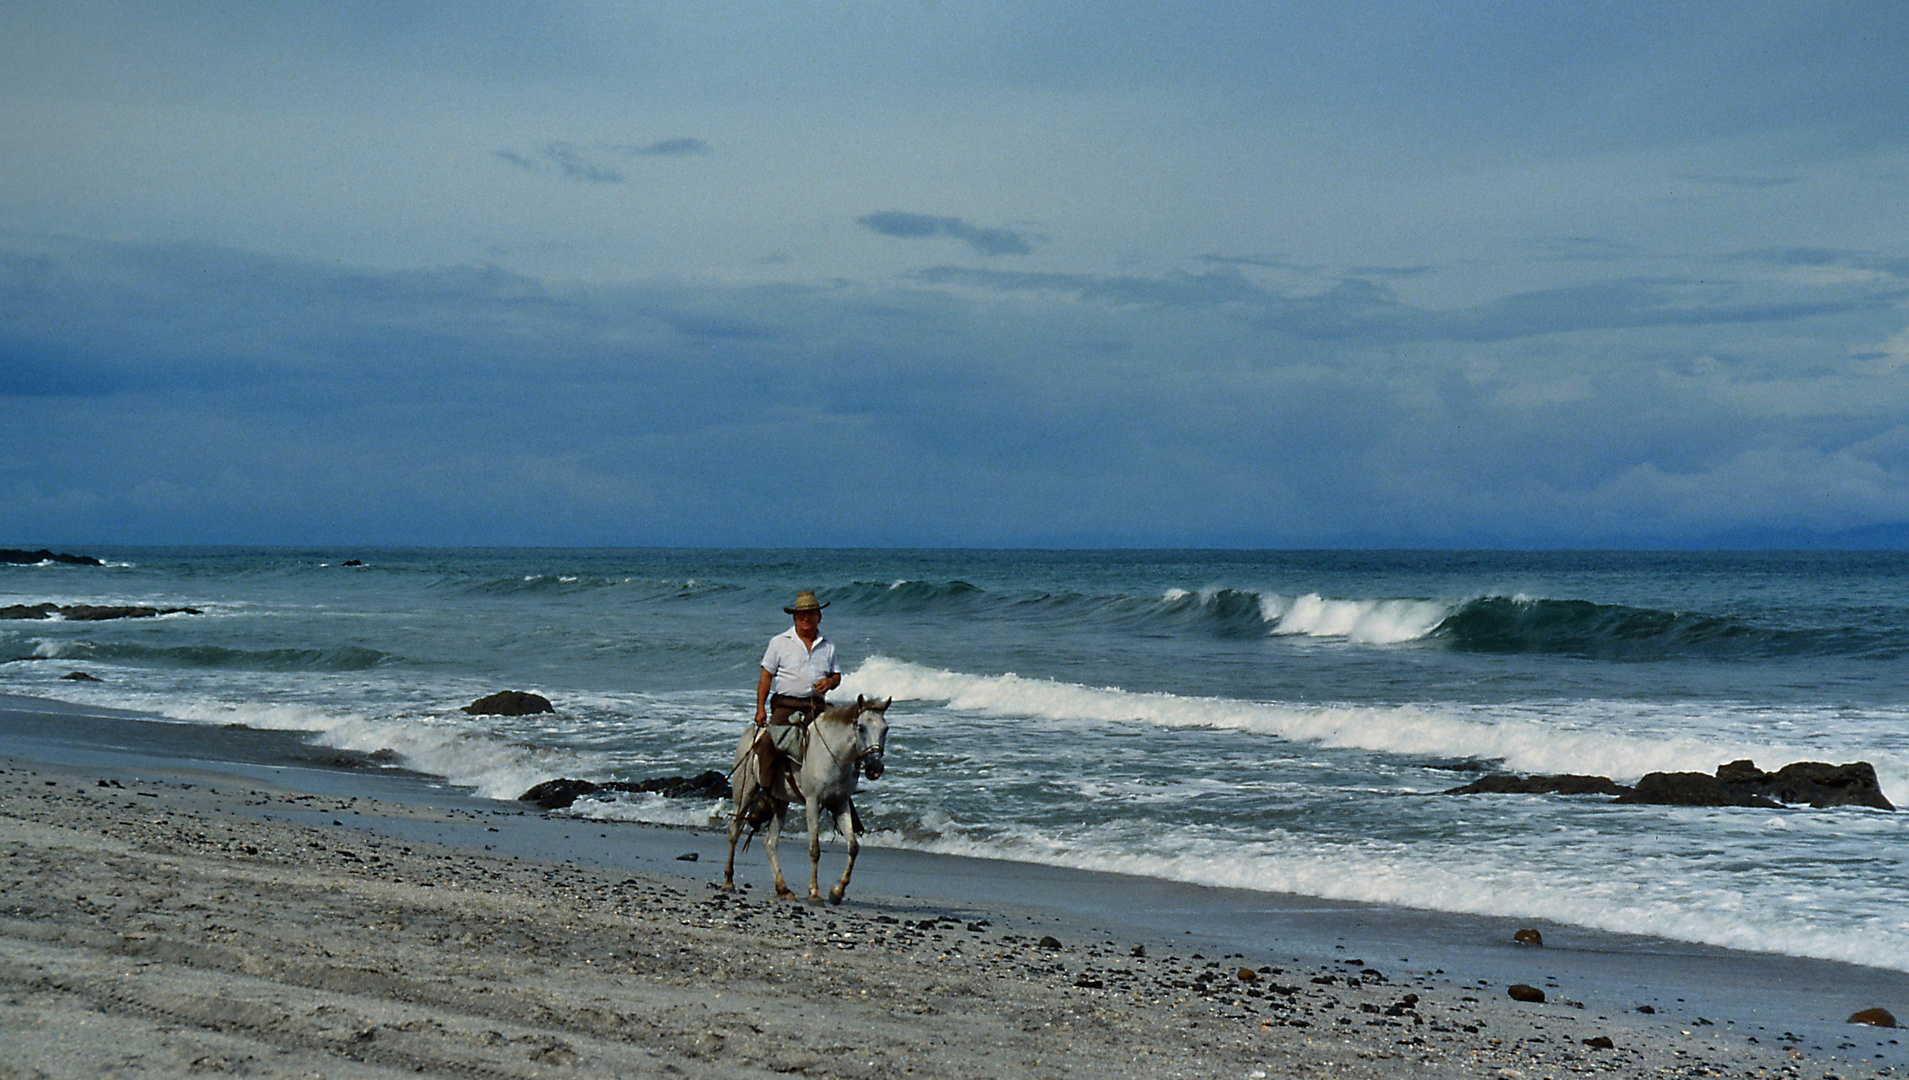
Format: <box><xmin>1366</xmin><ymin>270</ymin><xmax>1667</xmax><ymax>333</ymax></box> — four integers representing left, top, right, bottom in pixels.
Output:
<box><xmin>814</xmin><ymin>583</ymin><xmax>1898</xmax><ymax>660</ymax></box>
<box><xmin>841</xmin><ymin>656</ymin><xmax>1909</xmax><ymax>802</ymax></box>
<box><xmin>1428</xmin><ymin>596</ymin><xmax>1896</xmax><ymax>660</ymax></box>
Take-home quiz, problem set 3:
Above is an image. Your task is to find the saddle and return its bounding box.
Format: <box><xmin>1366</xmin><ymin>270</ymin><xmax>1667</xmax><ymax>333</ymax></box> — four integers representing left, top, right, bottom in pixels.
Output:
<box><xmin>744</xmin><ymin>715</ymin><xmax>808</xmax><ymax>825</ymax></box>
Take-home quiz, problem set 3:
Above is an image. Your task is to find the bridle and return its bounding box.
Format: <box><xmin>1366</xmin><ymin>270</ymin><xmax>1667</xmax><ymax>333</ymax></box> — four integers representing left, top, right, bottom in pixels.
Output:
<box><xmin>811</xmin><ymin>710</ymin><xmax>886</xmax><ymax>779</ymax></box>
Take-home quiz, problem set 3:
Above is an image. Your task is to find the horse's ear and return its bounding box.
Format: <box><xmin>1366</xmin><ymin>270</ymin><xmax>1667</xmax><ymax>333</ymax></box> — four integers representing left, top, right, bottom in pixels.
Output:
<box><xmin>877</xmin><ymin>696</ymin><xmax>891</xmax><ymax>710</ymax></box>
<box><xmin>855</xmin><ymin>693</ymin><xmax>865</xmax><ymax>707</ymax></box>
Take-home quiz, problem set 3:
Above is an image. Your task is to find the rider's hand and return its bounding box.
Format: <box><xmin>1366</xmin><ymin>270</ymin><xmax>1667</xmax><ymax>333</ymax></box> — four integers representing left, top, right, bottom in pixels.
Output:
<box><xmin>811</xmin><ymin>677</ymin><xmax>832</xmax><ymax>696</ymax></box>
<box><xmin>753</xmin><ymin>705</ymin><xmax>767</xmax><ymax>727</ymax></box>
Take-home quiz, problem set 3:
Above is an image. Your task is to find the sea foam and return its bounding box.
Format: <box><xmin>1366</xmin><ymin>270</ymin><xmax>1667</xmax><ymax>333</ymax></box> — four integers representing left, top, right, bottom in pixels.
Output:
<box><xmin>843</xmin><ymin>656</ymin><xmax>1909</xmax><ymax>803</ymax></box>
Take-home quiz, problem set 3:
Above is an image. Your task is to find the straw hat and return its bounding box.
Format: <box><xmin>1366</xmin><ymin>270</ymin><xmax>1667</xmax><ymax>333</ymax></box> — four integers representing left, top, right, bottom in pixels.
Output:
<box><xmin>783</xmin><ymin>590</ymin><xmax>828</xmax><ymax>614</ymax></box>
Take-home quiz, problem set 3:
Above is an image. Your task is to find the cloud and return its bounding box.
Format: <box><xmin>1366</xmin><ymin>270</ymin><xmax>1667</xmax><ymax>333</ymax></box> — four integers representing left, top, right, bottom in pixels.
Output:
<box><xmin>857</xmin><ymin>211</ymin><xmax>1033</xmax><ymax>257</ymax></box>
<box><xmin>916</xmin><ymin>262</ymin><xmax>1905</xmax><ymax>346</ymax></box>
<box><xmin>1678</xmin><ymin>173</ymin><xmax>1801</xmax><ymax>190</ymax></box>
<box><xmin>916</xmin><ymin>265</ymin><xmax>1273</xmax><ymax>308</ymax></box>
<box><xmin>494</xmin><ymin>138</ymin><xmax>710</xmax><ymax>183</ymax></box>
<box><xmin>541</xmin><ymin>142</ymin><xmax>622</xmax><ymax>183</ymax></box>
<box><xmin>1419</xmin><ymin>280</ymin><xmax>1892</xmax><ymax>344</ymax></box>
<box><xmin>1344</xmin><ymin>264</ymin><xmax>1437</xmax><ymax>279</ymax></box>
<box><xmin>624</xmin><ymin>138</ymin><xmax>710</xmax><ymax>157</ymax></box>
<box><xmin>1193</xmin><ymin>253</ymin><xmax>1314</xmax><ymax>271</ymax></box>
<box><xmin>1535</xmin><ymin>237</ymin><xmax>1643</xmax><ymax>263</ymax></box>
<box><xmin>493</xmin><ymin>149</ymin><xmax>539</xmax><ymax>173</ymax></box>
<box><xmin>496</xmin><ymin>143</ymin><xmax>622</xmax><ymax>184</ymax></box>
<box><xmin>1734</xmin><ymin>248</ymin><xmax>1909</xmax><ymax>281</ymax></box>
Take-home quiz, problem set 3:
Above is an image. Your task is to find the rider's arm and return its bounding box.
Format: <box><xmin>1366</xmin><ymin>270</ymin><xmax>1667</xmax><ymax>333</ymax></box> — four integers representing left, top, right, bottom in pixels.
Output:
<box><xmin>812</xmin><ymin>642</ymin><xmax>841</xmax><ymax>696</ymax></box>
<box><xmin>754</xmin><ymin>667</ymin><xmax>773</xmax><ymax>725</ymax></box>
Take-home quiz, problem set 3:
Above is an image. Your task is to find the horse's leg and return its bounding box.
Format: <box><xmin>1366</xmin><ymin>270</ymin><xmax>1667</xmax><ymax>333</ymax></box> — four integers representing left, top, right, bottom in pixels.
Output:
<box><xmin>805</xmin><ymin>796</ymin><xmax>825</xmax><ymax>905</ymax></box>
<box><xmin>722</xmin><ymin>776</ymin><xmax>748</xmax><ymax>891</ymax></box>
<box><xmin>722</xmin><ymin>810</ymin><xmax>742</xmax><ymax>891</ymax></box>
<box><xmin>763</xmin><ymin>808</ymin><xmax>794</xmax><ymax>899</ymax></box>
<box><xmin>828</xmin><ymin>799</ymin><xmax>858</xmax><ymax>905</ymax></box>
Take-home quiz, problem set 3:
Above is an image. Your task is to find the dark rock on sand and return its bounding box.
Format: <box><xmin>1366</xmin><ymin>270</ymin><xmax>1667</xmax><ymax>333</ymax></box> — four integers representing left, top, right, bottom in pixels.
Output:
<box><xmin>463</xmin><ymin>691</ymin><xmax>555</xmax><ymax>716</ymax></box>
<box><xmin>518</xmin><ymin>771</ymin><xmax>733</xmax><ymax>810</ymax></box>
<box><xmin>1237</xmin><ymin>967</ymin><xmax>1259</xmax><ymax>982</ymax></box>
<box><xmin>520</xmin><ymin>778</ymin><xmax>601</xmax><ymax>810</ymax></box>
<box><xmin>1513</xmin><ymin>929</ymin><xmax>1543</xmax><ymax>946</ymax></box>
<box><xmin>1039</xmin><ymin>935</ymin><xmax>1062</xmax><ymax>949</ymax></box>
<box><xmin>1446</xmin><ymin>774</ymin><xmax>1631</xmax><ymax>796</ymax></box>
<box><xmin>1584</xmin><ymin>1036</ymin><xmax>1616</xmax><ymax>1049</ymax></box>
<box><xmin>1507</xmin><ymin>984</ymin><xmax>1546</xmax><ymax>1003</ymax></box>
<box><xmin>611</xmin><ymin>771</ymin><xmax>731</xmax><ymax>800</ymax></box>
<box><xmin>1849</xmin><ymin>1007</ymin><xmax>1898</xmax><ymax>1027</ymax></box>
<box><xmin>1716</xmin><ymin>760</ymin><xmax>1893</xmax><ymax>811</ymax></box>
<box><xmin>0</xmin><ymin>549</ymin><xmax>103</xmax><ymax>566</ymax></box>
<box><xmin>1448</xmin><ymin>758</ymin><xmax>1891</xmax><ymax>811</ymax></box>
<box><xmin>1617</xmin><ymin>771</ymin><xmax>1780</xmax><ymax>807</ymax></box>
<box><xmin>3</xmin><ymin>603</ymin><xmax>201</xmax><ymax>621</ymax></box>
<box><xmin>70</xmin><ymin>604</ymin><xmax>201</xmax><ymax>621</ymax></box>
<box><xmin>1619</xmin><ymin>761</ymin><xmax>1891</xmax><ymax>810</ymax></box>
<box><xmin>60</xmin><ymin>671</ymin><xmax>102</xmax><ymax>682</ymax></box>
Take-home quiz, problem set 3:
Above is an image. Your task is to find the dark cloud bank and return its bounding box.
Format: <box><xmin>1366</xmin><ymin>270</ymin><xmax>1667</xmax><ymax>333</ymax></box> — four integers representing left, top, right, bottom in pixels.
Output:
<box><xmin>1</xmin><ymin>234</ymin><xmax>1905</xmax><ymax>548</ymax></box>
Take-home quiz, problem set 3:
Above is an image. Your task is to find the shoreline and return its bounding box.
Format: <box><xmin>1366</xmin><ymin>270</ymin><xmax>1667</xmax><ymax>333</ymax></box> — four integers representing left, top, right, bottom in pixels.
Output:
<box><xmin>3</xmin><ymin>692</ymin><xmax>1905</xmax><ymax>1077</ymax></box>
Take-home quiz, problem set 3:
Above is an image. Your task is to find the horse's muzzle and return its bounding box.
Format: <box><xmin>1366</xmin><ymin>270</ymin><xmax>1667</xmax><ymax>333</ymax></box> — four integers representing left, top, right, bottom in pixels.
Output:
<box><xmin>862</xmin><ymin>753</ymin><xmax>884</xmax><ymax>781</ymax></box>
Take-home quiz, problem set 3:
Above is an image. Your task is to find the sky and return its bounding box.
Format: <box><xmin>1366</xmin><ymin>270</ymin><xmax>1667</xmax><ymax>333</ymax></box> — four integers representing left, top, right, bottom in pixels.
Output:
<box><xmin>3</xmin><ymin>1</ymin><xmax>1908</xmax><ymax>549</ymax></box>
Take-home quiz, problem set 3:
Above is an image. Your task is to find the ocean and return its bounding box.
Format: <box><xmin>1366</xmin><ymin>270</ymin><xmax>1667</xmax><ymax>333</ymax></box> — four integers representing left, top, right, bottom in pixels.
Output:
<box><xmin>5</xmin><ymin>548</ymin><xmax>1907</xmax><ymax>970</ymax></box>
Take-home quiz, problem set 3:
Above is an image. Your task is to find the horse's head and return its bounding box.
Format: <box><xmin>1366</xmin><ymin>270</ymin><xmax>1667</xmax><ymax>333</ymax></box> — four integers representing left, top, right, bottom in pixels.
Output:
<box><xmin>854</xmin><ymin>695</ymin><xmax>890</xmax><ymax>780</ymax></box>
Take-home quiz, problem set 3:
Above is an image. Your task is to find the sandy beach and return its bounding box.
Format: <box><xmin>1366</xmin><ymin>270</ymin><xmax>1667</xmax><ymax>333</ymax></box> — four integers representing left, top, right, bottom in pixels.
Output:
<box><xmin>2</xmin><ymin>695</ymin><xmax>1905</xmax><ymax>1079</ymax></box>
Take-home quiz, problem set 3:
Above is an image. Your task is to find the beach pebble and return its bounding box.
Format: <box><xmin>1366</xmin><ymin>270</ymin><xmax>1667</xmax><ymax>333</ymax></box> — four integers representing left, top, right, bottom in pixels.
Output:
<box><xmin>676</xmin><ymin>852</ymin><xmax>699</xmax><ymax>862</ymax></box>
<box><xmin>1038</xmin><ymin>935</ymin><xmax>1061</xmax><ymax>949</ymax></box>
<box><xmin>1513</xmin><ymin>928</ymin><xmax>1543</xmax><ymax>946</ymax></box>
<box><xmin>1237</xmin><ymin>967</ymin><xmax>1259</xmax><ymax>982</ymax></box>
<box><xmin>1584</xmin><ymin>1036</ymin><xmax>1616</xmax><ymax>1049</ymax></box>
<box><xmin>1507</xmin><ymin>984</ymin><xmax>1546</xmax><ymax>1003</ymax></box>
<box><xmin>1848</xmin><ymin>1007</ymin><xmax>1897</xmax><ymax>1027</ymax></box>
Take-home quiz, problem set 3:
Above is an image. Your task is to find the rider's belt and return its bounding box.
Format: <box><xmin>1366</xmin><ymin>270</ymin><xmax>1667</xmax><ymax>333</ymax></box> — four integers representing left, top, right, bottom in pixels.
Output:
<box><xmin>768</xmin><ymin>694</ymin><xmax>824</xmax><ymax>723</ymax></box>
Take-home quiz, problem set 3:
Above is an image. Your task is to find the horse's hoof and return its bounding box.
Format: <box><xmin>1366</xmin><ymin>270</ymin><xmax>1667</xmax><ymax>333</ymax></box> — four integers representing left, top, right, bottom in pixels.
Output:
<box><xmin>828</xmin><ymin>891</ymin><xmax>845</xmax><ymax>905</ymax></box>
<box><xmin>719</xmin><ymin>882</ymin><xmax>735</xmax><ymax>892</ymax></box>
<box><xmin>807</xmin><ymin>895</ymin><xmax>825</xmax><ymax>907</ymax></box>
<box><xmin>775</xmin><ymin>887</ymin><xmax>795</xmax><ymax>900</ymax></box>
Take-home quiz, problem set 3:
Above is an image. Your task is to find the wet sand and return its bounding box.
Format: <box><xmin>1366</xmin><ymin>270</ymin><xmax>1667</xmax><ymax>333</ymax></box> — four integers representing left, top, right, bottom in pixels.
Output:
<box><xmin>2</xmin><ymin>694</ymin><xmax>1905</xmax><ymax>1078</ymax></box>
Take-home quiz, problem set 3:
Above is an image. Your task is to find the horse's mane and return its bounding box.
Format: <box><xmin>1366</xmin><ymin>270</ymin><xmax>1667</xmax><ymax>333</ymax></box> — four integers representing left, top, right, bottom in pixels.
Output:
<box><xmin>815</xmin><ymin>696</ymin><xmax>889</xmax><ymax>724</ymax></box>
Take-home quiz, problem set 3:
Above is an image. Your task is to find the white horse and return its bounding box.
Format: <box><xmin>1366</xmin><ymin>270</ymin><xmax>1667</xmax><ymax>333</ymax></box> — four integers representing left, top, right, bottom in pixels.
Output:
<box><xmin>722</xmin><ymin>695</ymin><xmax>890</xmax><ymax>905</ymax></box>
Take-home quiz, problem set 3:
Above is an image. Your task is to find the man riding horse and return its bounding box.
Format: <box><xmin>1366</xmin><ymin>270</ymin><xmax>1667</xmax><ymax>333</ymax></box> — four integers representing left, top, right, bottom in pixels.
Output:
<box><xmin>752</xmin><ymin>590</ymin><xmax>841</xmax><ymax>799</ymax></box>
<box><xmin>729</xmin><ymin>588</ymin><xmax>888</xmax><ymax>903</ymax></box>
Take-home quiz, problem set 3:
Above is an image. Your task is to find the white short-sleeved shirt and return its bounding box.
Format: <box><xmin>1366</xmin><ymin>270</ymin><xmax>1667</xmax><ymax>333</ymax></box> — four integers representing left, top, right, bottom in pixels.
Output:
<box><xmin>760</xmin><ymin>627</ymin><xmax>839</xmax><ymax>697</ymax></box>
